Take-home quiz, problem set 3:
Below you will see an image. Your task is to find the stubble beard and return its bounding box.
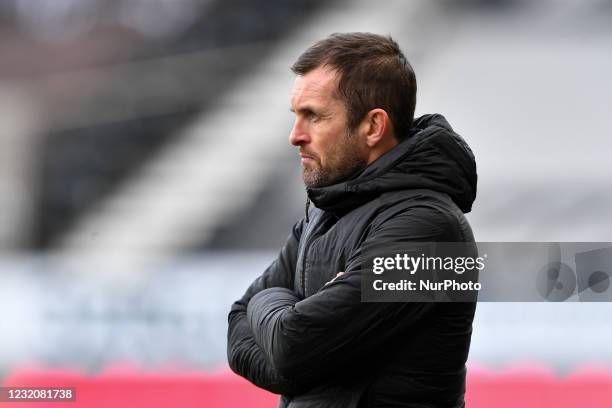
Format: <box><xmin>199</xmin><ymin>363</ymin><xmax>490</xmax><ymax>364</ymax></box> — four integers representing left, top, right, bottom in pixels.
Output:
<box><xmin>302</xmin><ymin>130</ymin><xmax>367</xmax><ymax>189</ymax></box>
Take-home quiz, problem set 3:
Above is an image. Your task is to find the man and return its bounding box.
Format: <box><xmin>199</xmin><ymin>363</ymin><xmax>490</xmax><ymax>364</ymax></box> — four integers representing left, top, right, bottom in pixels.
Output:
<box><xmin>227</xmin><ymin>32</ymin><xmax>477</xmax><ymax>407</ymax></box>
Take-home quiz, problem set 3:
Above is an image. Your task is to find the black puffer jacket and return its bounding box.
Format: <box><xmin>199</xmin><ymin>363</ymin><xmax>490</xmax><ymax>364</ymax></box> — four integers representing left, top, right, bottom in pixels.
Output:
<box><xmin>227</xmin><ymin>114</ymin><xmax>477</xmax><ymax>407</ymax></box>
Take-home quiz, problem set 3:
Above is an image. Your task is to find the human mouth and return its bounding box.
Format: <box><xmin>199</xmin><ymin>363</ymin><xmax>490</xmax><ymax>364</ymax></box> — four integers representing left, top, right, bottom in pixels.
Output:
<box><xmin>299</xmin><ymin>152</ymin><xmax>316</xmax><ymax>165</ymax></box>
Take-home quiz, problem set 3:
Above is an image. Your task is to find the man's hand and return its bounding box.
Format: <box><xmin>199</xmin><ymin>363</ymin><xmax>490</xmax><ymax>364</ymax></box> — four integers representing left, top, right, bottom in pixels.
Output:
<box><xmin>325</xmin><ymin>271</ymin><xmax>344</xmax><ymax>286</ymax></box>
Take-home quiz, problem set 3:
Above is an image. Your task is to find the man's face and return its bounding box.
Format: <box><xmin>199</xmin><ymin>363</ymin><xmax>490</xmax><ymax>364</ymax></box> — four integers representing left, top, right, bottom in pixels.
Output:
<box><xmin>290</xmin><ymin>66</ymin><xmax>367</xmax><ymax>188</ymax></box>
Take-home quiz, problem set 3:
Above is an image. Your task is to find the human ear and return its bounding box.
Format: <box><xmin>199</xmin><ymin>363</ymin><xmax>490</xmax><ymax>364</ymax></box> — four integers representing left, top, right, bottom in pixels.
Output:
<box><xmin>362</xmin><ymin>109</ymin><xmax>390</xmax><ymax>148</ymax></box>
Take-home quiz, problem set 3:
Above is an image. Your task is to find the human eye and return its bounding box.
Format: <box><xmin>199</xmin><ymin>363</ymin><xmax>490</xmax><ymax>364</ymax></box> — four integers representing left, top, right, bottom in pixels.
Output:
<box><xmin>306</xmin><ymin>110</ymin><xmax>319</xmax><ymax>122</ymax></box>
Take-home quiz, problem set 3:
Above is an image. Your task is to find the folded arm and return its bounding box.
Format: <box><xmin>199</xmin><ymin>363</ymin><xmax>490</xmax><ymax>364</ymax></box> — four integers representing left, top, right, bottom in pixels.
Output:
<box><xmin>245</xmin><ymin>208</ymin><xmax>449</xmax><ymax>379</ymax></box>
<box><xmin>227</xmin><ymin>219</ymin><xmax>314</xmax><ymax>395</ymax></box>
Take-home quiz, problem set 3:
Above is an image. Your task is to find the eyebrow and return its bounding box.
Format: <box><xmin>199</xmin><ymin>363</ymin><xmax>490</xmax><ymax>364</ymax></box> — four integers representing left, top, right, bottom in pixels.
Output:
<box><xmin>289</xmin><ymin>106</ymin><xmax>318</xmax><ymax>114</ymax></box>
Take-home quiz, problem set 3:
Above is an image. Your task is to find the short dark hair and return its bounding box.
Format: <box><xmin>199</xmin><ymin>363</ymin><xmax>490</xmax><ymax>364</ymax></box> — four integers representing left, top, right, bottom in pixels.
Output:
<box><xmin>291</xmin><ymin>32</ymin><xmax>417</xmax><ymax>140</ymax></box>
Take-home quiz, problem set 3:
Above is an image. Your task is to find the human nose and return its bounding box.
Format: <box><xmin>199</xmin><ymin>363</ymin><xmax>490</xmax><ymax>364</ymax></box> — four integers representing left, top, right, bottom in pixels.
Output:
<box><xmin>290</xmin><ymin>118</ymin><xmax>310</xmax><ymax>146</ymax></box>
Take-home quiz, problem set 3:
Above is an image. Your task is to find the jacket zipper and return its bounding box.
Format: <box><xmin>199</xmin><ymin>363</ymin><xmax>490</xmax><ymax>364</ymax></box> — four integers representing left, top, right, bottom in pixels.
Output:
<box><xmin>301</xmin><ymin>225</ymin><xmax>317</xmax><ymax>297</ymax></box>
<box><xmin>300</xmin><ymin>211</ymin><xmax>333</xmax><ymax>297</ymax></box>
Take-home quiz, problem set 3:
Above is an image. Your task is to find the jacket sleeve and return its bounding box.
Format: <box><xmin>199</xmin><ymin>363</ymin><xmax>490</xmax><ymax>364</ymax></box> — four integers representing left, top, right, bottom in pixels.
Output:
<box><xmin>245</xmin><ymin>207</ymin><xmax>449</xmax><ymax>380</ymax></box>
<box><xmin>227</xmin><ymin>219</ymin><xmax>312</xmax><ymax>395</ymax></box>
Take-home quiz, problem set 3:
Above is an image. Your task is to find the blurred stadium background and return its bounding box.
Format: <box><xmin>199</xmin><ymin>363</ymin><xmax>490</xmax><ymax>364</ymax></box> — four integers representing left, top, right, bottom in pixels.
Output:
<box><xmin>1</xmin><ymin>0</ymin><xmax>612</xmax><ymax>406</ymax></box>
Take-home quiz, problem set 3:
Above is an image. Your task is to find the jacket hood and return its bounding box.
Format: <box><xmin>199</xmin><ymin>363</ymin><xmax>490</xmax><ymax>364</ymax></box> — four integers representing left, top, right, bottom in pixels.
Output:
<box><xmin>306</xmin><ymin>114</ymin><xmax>477</xmax><ymax>214</ymax></box>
